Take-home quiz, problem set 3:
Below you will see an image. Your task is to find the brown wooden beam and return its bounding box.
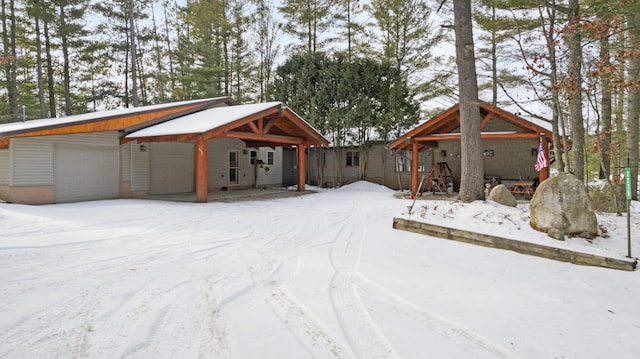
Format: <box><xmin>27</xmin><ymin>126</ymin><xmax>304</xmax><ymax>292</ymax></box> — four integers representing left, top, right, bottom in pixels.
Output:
<box><xmin>414</xmin><ymin>132</ymin><xmax>539</xmax><ymax>142</ymax></box>
<box><xmin>195</xmin><ymin>135</ymin><xmax>208</xmax><ymax>203</ymax></box>
<box><xmin>247</xmin><ymin>120</ymin><xmax>260</xmax><ymax>134</ymax></box>
<box><xmin>222</xmin><ymin>131</ymin><xmax>304</xmax><ymax>145</ymax></box>
<box><xmin>480</xmin><ymin>113</ymin><xmax>493</xmax><ymax>129</ymax></box>
<box><xmin>8</xmin><ymin>105</ymin><xmax>205</xmax><ymax>138</ymax></box>
<box><xmin>297</xmin><ymin>145</ymin><xmax>306</xmax><ymax>191</ymax></box>
<box><xmin>411</xmin><ymin>142</ymin><xmax>419</xmax><ymax>197</ymax></box>
<box><xmin>0</xmin><ymin>138</ymin><xmax>9</xmax><ymax>149</ymax></box>
<box><xmin>205</xmin><ymin>106</ymin><xmax>282</xmax><ymax>138</ymax></box>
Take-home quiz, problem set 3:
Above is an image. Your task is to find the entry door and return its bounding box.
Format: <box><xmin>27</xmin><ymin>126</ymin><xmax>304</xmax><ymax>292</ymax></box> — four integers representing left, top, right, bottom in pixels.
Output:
<box><xmin>228</xmin><ymin>150</ymin><xmax>240</xmax><ymax>185</ymax></box>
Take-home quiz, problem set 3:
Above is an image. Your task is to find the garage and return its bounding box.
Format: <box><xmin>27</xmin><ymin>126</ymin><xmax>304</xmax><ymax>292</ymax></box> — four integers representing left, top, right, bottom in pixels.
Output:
<box><xmin>54</xmin><ymin>144</ymin><xmax>119</xmax><ymax>203</ymax></box>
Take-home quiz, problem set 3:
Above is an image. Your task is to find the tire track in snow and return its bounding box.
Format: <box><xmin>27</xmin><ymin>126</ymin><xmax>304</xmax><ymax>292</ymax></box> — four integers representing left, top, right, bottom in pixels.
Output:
<box><xmin>326</xmin><ymin>208</ymin><xmax>401</xmax><ymax>359</ymax></box>
<box><xmin>266</xmin><ymin>287</ymin><xmax>354</xmax><ymax>359</ymax></box>
<box><xmin>355</xmin><ymin>275</ymin><xmax>522</xmax><ymax>359</ymax></box>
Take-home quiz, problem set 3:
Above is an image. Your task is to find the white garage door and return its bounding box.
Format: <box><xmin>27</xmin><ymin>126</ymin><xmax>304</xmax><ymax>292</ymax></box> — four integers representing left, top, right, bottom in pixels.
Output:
<box><xmin>150</xmin><ymin>142</ymin><xmax>194</xmax><ymax>194</ymax></box>
<box><xmin>54</xmin><ymin>144</ymin><xmax>119</xmax><ymax>203</ymax></box>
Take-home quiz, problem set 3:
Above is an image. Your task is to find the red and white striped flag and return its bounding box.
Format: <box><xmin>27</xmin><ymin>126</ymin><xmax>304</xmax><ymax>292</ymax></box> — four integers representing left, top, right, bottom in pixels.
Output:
<box><xmin>535</xmin><ymin>141</ymin><xmax>548</xmax><ymax>172</ymax></box>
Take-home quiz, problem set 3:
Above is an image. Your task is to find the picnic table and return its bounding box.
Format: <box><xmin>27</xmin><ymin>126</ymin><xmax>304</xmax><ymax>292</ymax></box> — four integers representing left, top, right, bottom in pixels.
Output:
<box><xmin>510</xmin><ymin>180</ymin><xmax>535</xmax><ymax>198</ymax></box>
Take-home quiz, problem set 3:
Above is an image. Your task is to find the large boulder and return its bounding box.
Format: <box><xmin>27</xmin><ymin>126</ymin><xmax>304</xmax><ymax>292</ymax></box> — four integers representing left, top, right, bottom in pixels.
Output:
<box><xmin>530</xmin><ymin>173</ymin><xmax>598</xmax><ymax>239</ymax></box>
<box><xmin>588</xmin><ymin>181</ymin><xmax>625</xmax><ymax>213</ymax></box>
<box><xmin>487</xmin><ymin>184</ymin><xmax>518</xmax><ymax>207</ymax></box>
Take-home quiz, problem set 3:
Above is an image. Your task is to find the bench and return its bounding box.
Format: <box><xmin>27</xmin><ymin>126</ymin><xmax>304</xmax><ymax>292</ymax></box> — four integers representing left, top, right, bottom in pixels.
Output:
<box><xmin>510</xmin><ymin>181</ymin><xmax>535</xmax><ymax>198</ymax></box>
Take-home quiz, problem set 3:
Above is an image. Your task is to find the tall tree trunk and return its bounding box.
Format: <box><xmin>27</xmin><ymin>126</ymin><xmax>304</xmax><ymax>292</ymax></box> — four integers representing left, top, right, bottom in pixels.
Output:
<box><xmin>44</xmin><ymin>13</ymin><xmax>56</xmax><ymax>118</ymax></box>
<box><xmin>2</xmin><ymin>0</ymin><xmax>18</xmax><ymax>122</ymax></box>
<box><xmin>599</xmin><ymin>35</ymin><xmax>612</xmax><ymax>180</ymax></box>
<box><xmin>454</xmin><ymin>0</ymin><xmax>484</xmax><ymax>202</ymax></box>
<box><xmin>129</xmin><ymin>0</ymin><xmax>138</xmax><ymax>107</ymax></box>
<box><xmin>163</xmin><ymin>1</ymin><xmax>176</xmax><ymax>92</ymax></box>
<box><xmin>567</xmin><ymin>0</ymin><xmax>584</xmax><ymax>181</ymax></box>
<box><xmin>627</xmin><ymin>11</ymin><xmax>640</xmax><ymax>200</ymax></box>
<box><xmin>59</xmin><ymin>4</ymin><xmax>72</xmax><ymax>115</ymax></box>
<box><xmin>34</xmin><ymin>10</ymin><xmax>46</xmax><ymax>118</ymax></box>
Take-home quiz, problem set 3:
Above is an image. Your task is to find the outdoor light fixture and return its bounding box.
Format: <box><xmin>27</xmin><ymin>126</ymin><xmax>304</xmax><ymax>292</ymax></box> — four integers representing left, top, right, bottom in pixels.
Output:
<box><xmin>139</xmin><ymin>144</ymin><xmax>147</xmax><ymax>152</ymax></box>
<box><xmin>440</xmin><ymin>150</ymin><xmax>447</xmax><ymax>157</ymax></box>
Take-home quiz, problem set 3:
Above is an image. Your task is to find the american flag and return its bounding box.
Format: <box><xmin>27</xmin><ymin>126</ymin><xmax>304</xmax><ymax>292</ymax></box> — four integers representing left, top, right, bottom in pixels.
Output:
<box><xmin>535</xmin><ymin>140</ymin><xmax>548</xmax><ymax>172</ymax></box>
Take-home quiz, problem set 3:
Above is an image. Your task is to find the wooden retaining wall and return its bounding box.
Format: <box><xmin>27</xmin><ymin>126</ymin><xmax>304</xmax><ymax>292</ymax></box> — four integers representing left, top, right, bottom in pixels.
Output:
<box><xmin>393</xmin><ymin>217</ymin><xmax>637</xmax><ymax>271</ymax></box>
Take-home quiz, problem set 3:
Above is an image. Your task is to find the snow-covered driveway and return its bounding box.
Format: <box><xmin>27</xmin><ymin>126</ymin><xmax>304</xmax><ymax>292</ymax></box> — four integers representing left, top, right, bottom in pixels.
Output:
<box><xmin>1</xmin><ymin>182</ymin><xmax>639</xmax><ymax>358</ymax></box>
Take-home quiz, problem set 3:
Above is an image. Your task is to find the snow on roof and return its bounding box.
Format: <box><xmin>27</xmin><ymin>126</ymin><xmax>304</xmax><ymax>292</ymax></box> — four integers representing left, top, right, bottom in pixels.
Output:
<box><xmin>0</xmin><ymin>98</ymin><xmax>226</xmax><ymax>137</ymax></box>
<box><xmin>126</xmin><ymin>102</ymin><xmax>283</xmax><ymax>138</ymax></box>
<box><xmin>521</xmin><ymin>115</ymin><xmax>553</xmax><ymax>133</ymax></box>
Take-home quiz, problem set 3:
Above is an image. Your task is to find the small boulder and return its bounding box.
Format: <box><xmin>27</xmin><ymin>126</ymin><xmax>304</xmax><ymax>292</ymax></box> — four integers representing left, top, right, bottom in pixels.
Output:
<box><xmin>487</xmin><ymin>184</ymin><xmax>518</xmax><ymax>207</ymax></box>
<box><xmin>547</xmin><ymin>228</ymin><xmax>565</xmax><ymax>241</ymax></box>
<box><xmin>530</xmin><ymin>173</ymin><xmax>598</xmax><ymax>238</ymax></box>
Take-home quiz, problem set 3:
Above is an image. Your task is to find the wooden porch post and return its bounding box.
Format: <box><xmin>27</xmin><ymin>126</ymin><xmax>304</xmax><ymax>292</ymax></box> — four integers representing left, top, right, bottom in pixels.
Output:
<box><xmin>195</xmin><ymin>135</ymin><xmax>208</xmax><ymax>202</ymax></box>
<box><xmin>540</xmin><ymin>134</ymin><xmax>549</xmax><ymax>182</ymax></box>
<box><xmin>297</xmin><ymin>144</ymin><xmax>306</xmax><ymax>191</ymax></box>
<box><xmin>411</xmin><ymin>141</ymin><xmax>419</xmax><ymax>197</ymax></box>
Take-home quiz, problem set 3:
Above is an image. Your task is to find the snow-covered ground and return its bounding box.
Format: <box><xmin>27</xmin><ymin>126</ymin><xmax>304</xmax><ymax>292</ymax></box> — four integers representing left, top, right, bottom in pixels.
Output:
<box><xmin>1</xmin><ymin>181</ymin><xmax>639</xmax><ymax>359</ymax></box>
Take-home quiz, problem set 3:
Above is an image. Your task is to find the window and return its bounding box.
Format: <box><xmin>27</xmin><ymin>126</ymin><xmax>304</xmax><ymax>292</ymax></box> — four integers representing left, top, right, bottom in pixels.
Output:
<box><xmin>250</xmin><ymin>150</ymin><xmax>257</xmax><ymax>165</ymax></box>
<box><xmin>267</xmin><ymin>151</ymin><xmax>274</xmax><ymax>165</ymax></box>
<box><xmin>396</xmin><ymin>150</ymin><xmax>427</xmax><ymax>172</ymax></box>
<box><xmin>346</xmin><ymin>151</ymin><xmax>359</xmax><ymax>167</ymax></box>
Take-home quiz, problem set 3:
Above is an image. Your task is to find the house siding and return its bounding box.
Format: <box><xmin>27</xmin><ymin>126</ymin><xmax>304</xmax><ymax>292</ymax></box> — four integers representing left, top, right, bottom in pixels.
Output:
<box><xmin>149</xmin><ymin>142</ymin><xmax>194</xmax><ymax>194</ymax></box>
<box><xmin>131</xmin><ymin>142</ymin><xmax>150</xmax><ymax>192</ymax></box>
<box><xmin>10</xmin><ymin>140</ymin><xmax>54</xmax><ymax>186</ymax></box>
<box><xmin>0</xmin><ymin>149</ymin><xmax>8</xmax><ymax>185</ymax></box>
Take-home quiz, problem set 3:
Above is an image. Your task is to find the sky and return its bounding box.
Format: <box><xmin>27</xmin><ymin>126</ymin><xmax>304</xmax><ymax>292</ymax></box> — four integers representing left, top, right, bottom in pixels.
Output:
<box><xmin>1</xmin><ymin>181</ymin><xmax>639</xmax><ymax>358</ymax></box>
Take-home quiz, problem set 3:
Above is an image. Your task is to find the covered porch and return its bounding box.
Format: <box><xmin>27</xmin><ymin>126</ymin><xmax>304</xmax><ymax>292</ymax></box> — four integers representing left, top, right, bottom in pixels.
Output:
<box><xmin>387</xmin><ymin>102</ymin><xmax>554</xmax><ymax>197</ymax></box>
<box><xmin>124</xmin><ymin>102</ymin><xmax>329</xmax><ymax>202</ymax></box>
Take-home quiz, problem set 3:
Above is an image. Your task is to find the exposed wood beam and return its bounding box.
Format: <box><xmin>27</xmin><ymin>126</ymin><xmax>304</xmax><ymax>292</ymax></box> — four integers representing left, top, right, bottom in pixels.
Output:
<box><xmin>247</xmin><ymin>120</ymin><xmax>260</xmax><ymax>134</ymax></box>
<box><xmin>414</xmin><ymin>132</ymin><xmax>539</xmax><ymax>141</ymax></box>
<box><xmin>263</xmin><ymin>118</ymin><xmax>276</xmax><ymax>134</ymax></box>
<box><xmin>480</xmin><ymin>113</ymin><xmax>493</xmax><ymax>129</ymax></box>
<box><xmin>0</xmin><ymin>138</ymin><xmax>8</xmax><ymax>149</ymax></box>
<box><xmin>205</xmin><ymin>106</ymin><xmax>282</xmax><ymax>139</ymax></box>
<box><xmin>223</xmin><ymin>131</ymin><xmax>304</xmax><ymax>145</ymax></box>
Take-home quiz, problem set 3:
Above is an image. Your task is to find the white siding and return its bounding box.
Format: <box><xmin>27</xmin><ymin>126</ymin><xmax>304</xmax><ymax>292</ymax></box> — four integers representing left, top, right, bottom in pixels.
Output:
<box><xmin>149</xmin><ymin>142</ymin><xmax>194</xmax><ymax>194</ymax></box>
<box><xmin>207</xmin><ymin>138</ymin><xmax>246</xmax><ymax>189</ymax></box>
<box><xmin>121</xmin><ymin>143</ymin><xmax>132</xmax><ymax>181</ymax></box>
<box><xmin>10</xmin><ymin>140</ymin><xmax>54</xmax><ymax>186</ymax></box>
<box><xmin>0</xmin><ymin>149</ymin><xmax>8</xmax><ymax>185</ymax></box>
<box><xmin>10</xmin><ymin>132</ymin><xmax>120</xmax><ymax>187</ymax></box>
<box><xmin>131</xmin><ymin>143</ymin><xmax>150</xmax><ymax>191</ymax></box>
<box><xmin>256</xmin><ymin>147</ymin><xmax>283</xmax><ymax>187</ymax></box>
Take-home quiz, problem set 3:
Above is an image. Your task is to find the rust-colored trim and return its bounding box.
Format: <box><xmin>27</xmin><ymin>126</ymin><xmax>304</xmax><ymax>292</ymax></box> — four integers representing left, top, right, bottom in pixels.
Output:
<box><xmin>413</xmin><ymin>132</ymin><xmax>539</xmax><ymax>142</ymax></box>
<box><xmin>297</xmin><ymin>145</ymin><xmax>306</xmax><ymax>191</ymax></box>
<box><xmin>0</xmin><ymin>138</ymin><xmax>8</xmax><ymax>149</ymax></box>
<box><xmin>223</xmin><ymin>131</ymin><xmax>304</xmax><ymax>145</ymax></box>
<box><xmin>195</xmin><ymin>136</ymin><xmax>208</xmax><ymax>203</ymax></box>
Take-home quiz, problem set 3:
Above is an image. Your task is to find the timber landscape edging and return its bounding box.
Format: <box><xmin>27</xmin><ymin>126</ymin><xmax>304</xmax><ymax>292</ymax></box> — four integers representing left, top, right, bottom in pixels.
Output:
<box><xmin>392</xmin><ymin>217</ymin><xmax>637</xmax><ymax>271</ymax></box>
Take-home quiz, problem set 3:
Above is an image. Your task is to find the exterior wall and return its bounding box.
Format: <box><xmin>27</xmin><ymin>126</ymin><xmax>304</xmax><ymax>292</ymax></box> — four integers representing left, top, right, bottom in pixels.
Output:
<box><xmin>0</xmin><ymin>149</ymin><xmax>8</xmax><ymax>200</ymax></box>
<box><xmin>206</xmin><ymin>138</ymin><xmax>283</xmax><ymax>190</ymax></box>
<box><xmin>437</xmin><ymin>138</ymin><xmax>539</xmax><ymax>181</ymax></box>
<box><xmin>149</xmin><ymin>142</ymin><xmax>194</xmax><ymax>194</ymax></box>
<box><xmin>5</xmin><ymin>132</ymin><xmax>120</xmax><ymax>204</ymax></box>
<box><xmin>308</xmin><ymin>145</ymin><xmax>404</xmax><ymax>189</ymax></box>
<box><xmin>309</xmin><ymin>138</ymin><xmax>541</xmax><ymax>191</ymax></box>
<box><xmin>6</xmin><ymin>185</ymin><xmax>54</xmax><ymax>205</ymax></box>
<box><xmin>0</xmin><ymin>149</ymin><xmax>9</xmax><ymax>185</ymax></box>
<box><xmin>130</xmin><ymin>142</ymin><xmax>150</xmax><ymax>193</ymax></box>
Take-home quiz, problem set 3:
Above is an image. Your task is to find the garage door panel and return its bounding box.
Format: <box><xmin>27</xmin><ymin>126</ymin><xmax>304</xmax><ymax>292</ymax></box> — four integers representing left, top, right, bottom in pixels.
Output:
<box><xmin>54</xmin><ymin>144</ymin><xmax>119</xmax><ymax>203</ymax></box>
